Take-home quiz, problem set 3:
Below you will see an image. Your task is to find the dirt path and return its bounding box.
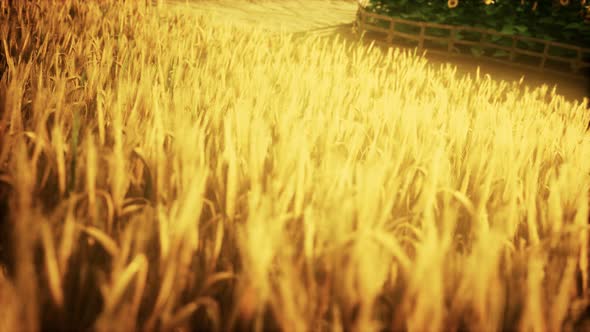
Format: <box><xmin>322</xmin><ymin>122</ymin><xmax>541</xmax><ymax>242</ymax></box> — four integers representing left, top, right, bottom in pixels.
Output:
<box><xmin>164</xmin><ymin>0</ymin><xmax>589</xmax><ymax>105</ymax></box>
<box><xmin>166</xmin><ymin>0</ymin><xmax>358</xmax><ymax>33</ymax></box>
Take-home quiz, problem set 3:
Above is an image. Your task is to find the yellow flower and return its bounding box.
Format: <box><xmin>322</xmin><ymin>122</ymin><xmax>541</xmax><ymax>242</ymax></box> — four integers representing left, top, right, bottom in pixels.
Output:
<box><xmin>448</xmin><ymin>0</ymin><xmax>459</xmax><ymax>8</ymax></box>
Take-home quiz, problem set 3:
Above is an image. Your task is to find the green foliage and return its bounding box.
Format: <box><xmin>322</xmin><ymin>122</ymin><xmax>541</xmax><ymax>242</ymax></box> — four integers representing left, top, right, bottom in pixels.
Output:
<box><xmin>363</xmin><ymin>0</ymin><xmax>590</xmax><ymax>59</ymax></box>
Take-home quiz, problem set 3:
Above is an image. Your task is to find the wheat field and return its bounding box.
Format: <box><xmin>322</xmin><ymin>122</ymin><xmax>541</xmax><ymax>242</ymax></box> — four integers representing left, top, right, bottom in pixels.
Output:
<box><xmin>1</xmin><ymin>1</ymin><xmax>590</xmax><ymax>331</ymax></box>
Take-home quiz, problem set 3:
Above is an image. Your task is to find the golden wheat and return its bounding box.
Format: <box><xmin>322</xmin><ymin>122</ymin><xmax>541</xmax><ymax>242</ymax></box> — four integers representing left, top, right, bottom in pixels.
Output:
<box><xmin>1</xmin><ymin>0</ymin><xmax>590</xmax><ymax>331</ymax></box>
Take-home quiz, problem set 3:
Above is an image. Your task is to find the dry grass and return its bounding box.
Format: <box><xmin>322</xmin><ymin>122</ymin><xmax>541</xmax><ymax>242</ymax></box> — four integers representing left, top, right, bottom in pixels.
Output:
<box><xmin>1</xmin><ymin>0</ymin><xmax>590</xmax><ymax>331</ymax></box>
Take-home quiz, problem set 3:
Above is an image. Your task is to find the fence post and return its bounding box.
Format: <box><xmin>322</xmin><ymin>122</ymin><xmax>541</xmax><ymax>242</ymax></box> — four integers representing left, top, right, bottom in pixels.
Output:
<box><xmin>418</xmin><ymin>23</ymin><xmax>425</xmax><ymax>51</ymax></box>
<box><xmin>540</xmin><ymin>43</ymin><xmax>549</xmax><ymax>71</ymax></box>
<box><xmin>387</xmin><ymin>19</ymin><xmax>394</xmax><ymax>44</ymax></box>
<box><xmin>509</xmin><ymin>36</ymin><xmax>517</xmax><ymax>61</ymax></box>
<box><xmin>448</xmin><ymin>28</ymin><xmax>456</xmax><ymax>53</ymax></box>
<box><xmin>359</xmin><ymin>8</ymin><xmax>365</xmax><ymax>32</ymax></box>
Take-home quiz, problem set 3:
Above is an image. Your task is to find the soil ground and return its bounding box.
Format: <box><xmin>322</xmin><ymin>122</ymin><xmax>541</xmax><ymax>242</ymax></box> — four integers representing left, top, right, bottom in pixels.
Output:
<box><xmin>166</xmin><ymin>0</ymin><xmax>590</xmax><ymax>105</ymax></box>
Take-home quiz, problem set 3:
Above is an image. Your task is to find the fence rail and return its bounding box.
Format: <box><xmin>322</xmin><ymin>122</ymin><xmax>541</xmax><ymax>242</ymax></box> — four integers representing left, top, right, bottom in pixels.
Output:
<box><xmin>355</xmin><ymin>5</ymin><xmax>590</xmax><ymax>79</ymax></box>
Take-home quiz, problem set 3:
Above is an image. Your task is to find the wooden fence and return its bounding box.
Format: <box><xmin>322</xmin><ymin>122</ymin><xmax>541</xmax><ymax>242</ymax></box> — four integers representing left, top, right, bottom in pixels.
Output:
<box><xmin>356</xmin><ymin>5</ymin><xmax>590</xmax><ymax>79</ymax></box>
